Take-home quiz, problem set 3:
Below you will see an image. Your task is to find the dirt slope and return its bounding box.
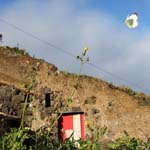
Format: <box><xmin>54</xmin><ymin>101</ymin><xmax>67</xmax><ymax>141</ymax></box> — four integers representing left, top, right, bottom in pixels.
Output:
<box><xmin>0</xmin><ymin>46</ymin><xmax>150</xmax><ymax>141</ymax></box>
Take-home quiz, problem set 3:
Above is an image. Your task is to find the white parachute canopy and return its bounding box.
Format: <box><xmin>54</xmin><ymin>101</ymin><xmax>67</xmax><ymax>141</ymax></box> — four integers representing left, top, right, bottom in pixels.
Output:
<box><xmin>125</xmin><ymin>13</ymin><xmax>138</xmax><ymax>29</ymax></box>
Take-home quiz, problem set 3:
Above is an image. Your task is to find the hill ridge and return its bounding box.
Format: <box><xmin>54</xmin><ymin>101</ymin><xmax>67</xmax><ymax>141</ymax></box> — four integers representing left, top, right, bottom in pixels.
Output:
<box><xmin>0</xmin><ymin>46</ymin><xmax>150</xmax><ymax>140</ymax></box>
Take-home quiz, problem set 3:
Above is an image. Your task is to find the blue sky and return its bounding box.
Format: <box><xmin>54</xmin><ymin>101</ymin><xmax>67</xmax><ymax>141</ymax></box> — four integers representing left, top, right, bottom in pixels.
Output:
<box><xmin>78</xmin><ymin>0</ymin><xmax>150</xmax><ymax>30</ymax></box>
<box><xmin>0</xmin><ymin>0</ymin><xmax>149</xmax><ymax>24</ymax></box>
<box><xmin>0</xmin><ymin>0</ymin><xmax>149</xmax><ymax>29</ymax></box>
<box><xmin>0</xmin><ymin>0</ymin><xmax>150</xmax><ymax>94</ymax></box>
<box><xmin>85</xmin><ymin>0</ymin><xmax>150</xmax><ymax>31</ymax></box>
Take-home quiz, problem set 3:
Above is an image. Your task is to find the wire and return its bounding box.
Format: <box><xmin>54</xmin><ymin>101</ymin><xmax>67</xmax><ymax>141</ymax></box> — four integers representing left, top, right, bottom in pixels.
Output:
<box><xmin>0</xmin><ymin>18</ymin><xmax>76</xmax><ymax>58</ymax></box>
<box><xmin>0</xmin><ymin>17</ymin><xmax>149</xmax><ymax>93</ymax></box>
<box><xmin>87</xmin><ymin>62</ymin><xmax>148</xmax><ymax>92</ymax></box>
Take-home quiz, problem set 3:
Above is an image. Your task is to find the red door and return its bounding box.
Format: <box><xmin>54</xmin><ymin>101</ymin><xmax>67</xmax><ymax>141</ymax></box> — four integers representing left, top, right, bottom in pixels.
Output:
<box><xmin>62</xmin><ymin>115</ymin><xmax>73</xmax><ymax>141</ymax></box>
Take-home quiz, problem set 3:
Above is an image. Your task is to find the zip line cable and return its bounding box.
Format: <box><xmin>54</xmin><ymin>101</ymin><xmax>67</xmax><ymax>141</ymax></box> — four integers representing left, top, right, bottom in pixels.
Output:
<box><xmin>87</xmin><ymin>62</ymin><xmax>148</xmax><ymax>92</ymax></box>
<box><xmin>0</xmin><ymin>17</ymin><xmax>148</xmax><ymax>92</ymax></box>
<box><xmin>0</xmin><ymin>18</ymin><xmax>75</xmax><ymax>58</ymax></box>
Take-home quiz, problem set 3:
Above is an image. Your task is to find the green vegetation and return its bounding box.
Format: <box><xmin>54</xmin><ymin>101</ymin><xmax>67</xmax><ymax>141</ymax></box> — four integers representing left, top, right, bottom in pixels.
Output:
<box><xmin>0</xmin><ymin>46</ymin><xmax>29</xmax><ymax>56</ymax></box>
<box><xmin>108</xmin><ymin>133</ymin><xmax>150</xmax><ymax>150</ymax></box>
<box><xmin>12</xmin><ymin>47</ymin><xmax>29</xmax><ymax>56</ymax></box>
<box><xmin>0</xmin><ymin>126</ymin><xmax>150</xmax><ymax>150</ymax></box>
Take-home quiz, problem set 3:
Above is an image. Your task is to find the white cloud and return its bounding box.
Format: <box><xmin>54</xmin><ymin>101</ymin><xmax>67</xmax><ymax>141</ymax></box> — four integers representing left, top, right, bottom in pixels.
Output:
<box><xmin>0</xmin><ymin>0</ymin><xmax>150</xmax><ymax>93</ymax></box>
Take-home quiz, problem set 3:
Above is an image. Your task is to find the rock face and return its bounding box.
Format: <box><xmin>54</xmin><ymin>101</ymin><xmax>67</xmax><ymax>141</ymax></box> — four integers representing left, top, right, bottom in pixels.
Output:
<box><xmin>0</xmin><ymin>83</ymin><xmax>66</xmax><ymax>136</ymax></box>
<box><xmin>0</xmin><ymin>46</ymin><xmax>150</xmax><ymax>141</ymax></box>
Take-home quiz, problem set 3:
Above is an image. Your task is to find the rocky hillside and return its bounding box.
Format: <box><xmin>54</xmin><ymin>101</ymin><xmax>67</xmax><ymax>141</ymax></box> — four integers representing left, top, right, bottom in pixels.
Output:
<box><xmin>0</xmin><ymin>46</ymin><xmax>150</xmax><ymax>141</ymax></box>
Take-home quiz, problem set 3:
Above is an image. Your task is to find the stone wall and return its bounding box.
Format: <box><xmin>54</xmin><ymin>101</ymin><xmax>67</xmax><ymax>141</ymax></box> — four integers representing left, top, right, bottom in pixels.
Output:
<box><xmin>0</xmin><ymin>83</ymin><xmax>31</xmax><ymax>135</ymax></box>
<box><xmin>0</xmin><ymin>83</ymin><xmax>66</xmax><ymax>136</ymax></box>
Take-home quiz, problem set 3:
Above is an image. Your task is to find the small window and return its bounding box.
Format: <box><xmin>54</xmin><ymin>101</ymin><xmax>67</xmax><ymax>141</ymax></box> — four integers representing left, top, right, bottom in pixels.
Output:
<box><xmin>45</xmin><ymin>93</ymin><xmax>50</xmax><ymax>107</ymax></box>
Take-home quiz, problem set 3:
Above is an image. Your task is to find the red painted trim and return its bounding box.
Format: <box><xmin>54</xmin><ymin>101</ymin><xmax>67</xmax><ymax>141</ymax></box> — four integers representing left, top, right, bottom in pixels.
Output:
<box><xmin>59</xmin><ymin>113</ymin><xmax>85</xmax><ymax>142</ymax></box>
<box><xmin>62</xmin><ymin>115</ymin><xmax>73</xmax><ymax>141</ymax></box>
<box><xmin>80</xmin><ymin>114</ymin><xmax>85</xmax><ymax>140</ymax></box>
